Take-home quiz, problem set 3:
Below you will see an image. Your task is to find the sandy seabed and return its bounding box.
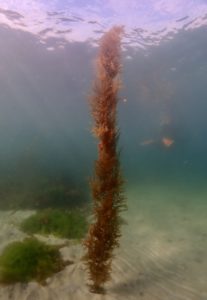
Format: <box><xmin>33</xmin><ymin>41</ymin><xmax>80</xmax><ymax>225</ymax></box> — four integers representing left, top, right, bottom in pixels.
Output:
<box><xmin>0</xmin><ymin>182</ymin><xmax>207</xmax><ymax>300</ymax></box>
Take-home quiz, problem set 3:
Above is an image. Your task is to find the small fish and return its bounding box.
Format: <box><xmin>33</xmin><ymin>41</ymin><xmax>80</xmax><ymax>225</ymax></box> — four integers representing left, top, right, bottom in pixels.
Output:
<box><xmin>140</xmin><ymin>139</ymin><xmax>154</xmax><ymax>146</ymax></box>
<box><xmin>162</xmin><ymin>137</ymin><xmax>174</xmax><ymax>147</ymax></box>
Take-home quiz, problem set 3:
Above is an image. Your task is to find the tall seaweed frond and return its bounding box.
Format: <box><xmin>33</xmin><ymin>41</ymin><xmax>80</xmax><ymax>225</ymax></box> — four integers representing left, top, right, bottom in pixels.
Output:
<box><xmin>84</xmin><ymin>26</ymin><xmax>126</xmax><ymax>294</ymax></box>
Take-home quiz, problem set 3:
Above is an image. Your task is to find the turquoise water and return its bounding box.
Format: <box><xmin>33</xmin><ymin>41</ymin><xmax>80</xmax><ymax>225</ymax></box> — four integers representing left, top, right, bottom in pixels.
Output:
<box><xmin>0</xmin><ymin>2</ymin><xmax>207</xmax><ymax>299</ymax></box>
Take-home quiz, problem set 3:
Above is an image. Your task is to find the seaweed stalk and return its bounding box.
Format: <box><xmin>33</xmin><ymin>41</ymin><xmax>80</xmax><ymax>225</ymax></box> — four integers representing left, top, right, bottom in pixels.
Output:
<box><xmin>84</xmin><ymin>26</ymin><xmax>126</xmax><ymax>294</ymax></box>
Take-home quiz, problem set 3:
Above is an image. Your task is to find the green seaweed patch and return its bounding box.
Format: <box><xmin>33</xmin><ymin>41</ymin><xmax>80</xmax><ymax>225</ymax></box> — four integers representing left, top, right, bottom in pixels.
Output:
<box><xmin>0</xmin><ymin>238</ymin><xmax>69</xmax><ymax>284</ymax></box>
<box><xmin>20</xmin><ymin>209</ymin><xmax>88</xmax><ymax>239</ymax></box>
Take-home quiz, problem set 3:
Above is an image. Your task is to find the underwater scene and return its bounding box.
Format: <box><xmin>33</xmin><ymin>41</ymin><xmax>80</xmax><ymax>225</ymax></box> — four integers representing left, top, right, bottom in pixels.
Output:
<box><xmin>0</xmin><ymin>1</ymin><xmax>207</xmax><ymax>299</ymax></box>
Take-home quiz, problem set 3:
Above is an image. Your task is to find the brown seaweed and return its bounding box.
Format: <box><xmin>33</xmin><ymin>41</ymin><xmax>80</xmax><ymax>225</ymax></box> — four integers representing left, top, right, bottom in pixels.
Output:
<box><xmin>84</xmin><ymin>26</ymin><xmax>126</xmax><ymax>294</ymax></box>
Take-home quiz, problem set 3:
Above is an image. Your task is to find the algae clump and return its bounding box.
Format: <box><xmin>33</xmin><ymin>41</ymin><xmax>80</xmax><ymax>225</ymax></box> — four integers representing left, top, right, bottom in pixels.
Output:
<box><xmin>0</xmin><ymin>238</ymin><xmax>67</xmax><ymax>284</ymax></box>
<box><xmin>21</xmin><ymin>209</ymin><xmax>88</xmax><ymax>239</ymax></box>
